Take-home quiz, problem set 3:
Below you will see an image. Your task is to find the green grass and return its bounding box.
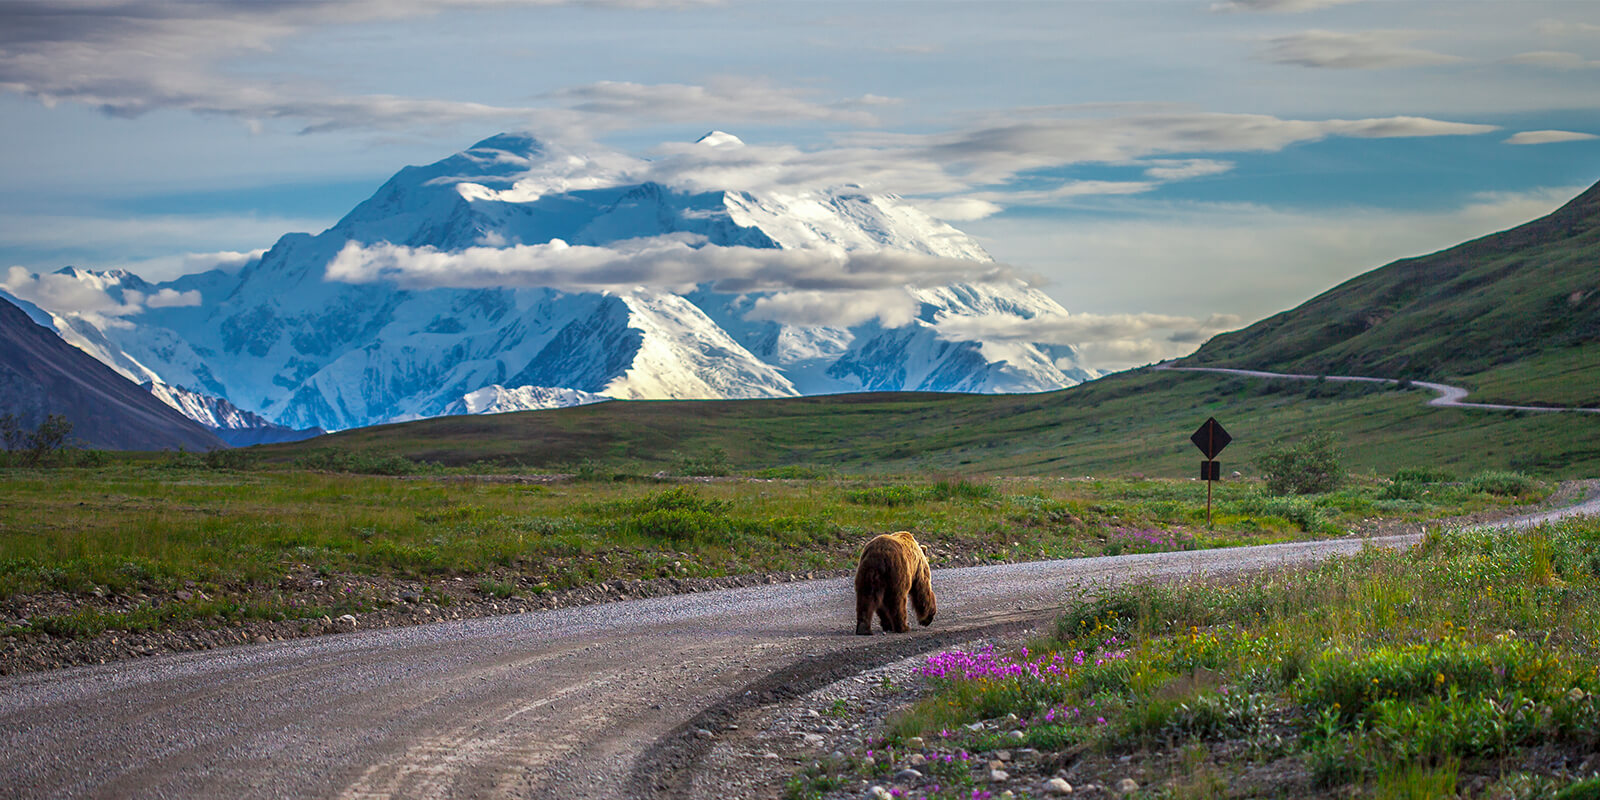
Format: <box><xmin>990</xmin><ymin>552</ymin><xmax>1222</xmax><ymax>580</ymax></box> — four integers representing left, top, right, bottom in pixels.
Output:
<box><xmin>874</xmin><ymin>516</ymin><xmax>1600</xmax><ymax>797</ymax></box>
<box><xmin>1452</xmin><ymin>343</ymin><xmax>1600</xmax><ymax>408</ymax></box>
<box><xmin>0</xmin><ymin>464</ymin><xmax>1540</xmax><ymax>638</ymax></box>
<box><xmin>238</xmin><ymin>365</ymin><xmax>1600</xmax><ymax>480</ymax></box>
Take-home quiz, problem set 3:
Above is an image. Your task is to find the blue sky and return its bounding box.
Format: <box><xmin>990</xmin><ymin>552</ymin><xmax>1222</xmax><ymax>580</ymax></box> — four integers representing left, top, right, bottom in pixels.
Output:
<box><xmin>2</xmin><ymin>0</ymin><xmax>1599</xmax><ymax>367</ymax></box>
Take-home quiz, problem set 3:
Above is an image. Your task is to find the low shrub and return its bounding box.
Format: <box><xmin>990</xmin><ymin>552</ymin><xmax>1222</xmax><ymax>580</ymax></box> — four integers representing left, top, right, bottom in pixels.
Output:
<box><xmin>621</xmin><ymin>508</ymin><xmax>730</xmax><ymax>542</ymax></box>
<box><xmin>1557</xmin><ymin>777</ymin><xmax>1600</xmax><ymax>800</ymax></box>
<box><xmin>294</xmin><ymin>449</ymin><xmax>430</xmax><ymax>475</ymax></box>
<box><xmin>1119</xmin><ymin>689</ymin><xmax>1271</xmax><ymax>745</ymax></box>
<box><xmin>1258</xmin><ymin>433</ymin><xmax>1342</xmax><ymax>496</ymax></box>
<box><xmin>929</xmin><ymin>479</ymin><xmax>999</xmax><ymax>502</ymax></box>
<box><xmin>1225</xmin><ymin>493</ymin><xmax>1329</xmax><ymax>532</ymax></box>
<box><xmin>671</xmin><ymin>447</ymin><xmax>731</xmax><ymax>477</ymax></box>
<box><xmin>845</xmin><ymin>485</ymin><xmax>926</xmax><ymax>507</ymax></box>
<box><xmin>846</xmin><ymin>480</ymin><xmax>996</xmax><ymax>507</ymax></box>
<box><xmin>611</xmin><ymin>487</ymin><xmax>734</xmax><ymax>542</ymax></box>
<box><xmin>1468</xmin><ymin>470</ymin><xmax>1539</xmax><ymax>497</ymax></box>
<box><xmin>613</xmin><ymin>486</ymin><xmax>729</xmax><ymax>515</ymax></box>
<box><xmin>1392</xmin><ymin>466</ymin><xmax>1454</xmax><ymax>484</ymax></box>
<box><xmin>202</xmin><ymin>448</ymin><xmax>252</xmax><ymax>470</ymax></box>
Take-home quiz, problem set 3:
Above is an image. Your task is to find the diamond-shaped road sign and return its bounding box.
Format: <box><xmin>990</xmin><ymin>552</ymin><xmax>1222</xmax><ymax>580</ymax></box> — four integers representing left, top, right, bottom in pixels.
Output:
<box><xmin>1190</xmin><ymin>417</ymin><xmax>1231</xmax><ymax>460</ymax></box>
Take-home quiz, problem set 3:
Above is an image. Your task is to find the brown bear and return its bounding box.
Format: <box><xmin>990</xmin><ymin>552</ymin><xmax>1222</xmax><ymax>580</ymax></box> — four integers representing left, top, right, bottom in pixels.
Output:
<box><xmin>854</xmin><ymin>530</ymin><xmax>936</xmax><ymax>635</ymax></box>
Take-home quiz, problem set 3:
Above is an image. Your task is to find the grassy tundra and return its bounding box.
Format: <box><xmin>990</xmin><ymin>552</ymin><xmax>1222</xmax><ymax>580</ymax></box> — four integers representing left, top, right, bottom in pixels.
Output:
<box><xmin>0</xmin><ymin>461</ymin><xmax>1543</xmax><ymax>645</ymax></box>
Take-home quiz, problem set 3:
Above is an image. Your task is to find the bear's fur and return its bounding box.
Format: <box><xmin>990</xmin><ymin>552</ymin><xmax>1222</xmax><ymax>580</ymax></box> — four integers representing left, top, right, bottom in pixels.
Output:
<box><xmin>854</xmin><ymin>530</ymin><xmax>936</xmax><ymax>635</ymax></box>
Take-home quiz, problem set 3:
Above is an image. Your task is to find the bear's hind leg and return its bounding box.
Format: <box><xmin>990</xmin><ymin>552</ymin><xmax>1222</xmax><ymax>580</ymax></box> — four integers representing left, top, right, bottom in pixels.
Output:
<box><xmin>856</xmin><ymin>590</ymin><xmax>880</xmax><ymax>635</ymax></box>
<box><xmin>876</xmin><ymin>601</ymin><xmax>895</xmax><ymax>633</ymax></box>
<box><xmin>884</xmin><ymin>597</ymin><xmax>909</xmax><ymax>633</ymax></box>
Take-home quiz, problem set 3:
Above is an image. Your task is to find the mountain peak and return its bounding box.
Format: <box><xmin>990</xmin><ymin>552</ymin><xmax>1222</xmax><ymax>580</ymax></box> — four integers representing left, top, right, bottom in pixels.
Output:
<box><xmin>695</xmin><ymin>130</ymin><xmax>744</xmax><ymax>148</ymax></box>
<box><xmin>28</xmin><ymin>131</ymin><xmax>1090</xmax><ymax>432</ymax></box>
<box><xmin>466</xmin><ymin>132</ymin><xmax>546</xmax><ymax>157</ymax></box>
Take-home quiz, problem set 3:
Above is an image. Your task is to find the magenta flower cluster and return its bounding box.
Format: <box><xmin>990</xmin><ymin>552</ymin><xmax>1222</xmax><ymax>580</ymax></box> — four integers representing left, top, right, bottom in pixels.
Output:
<box><xmin>1040</xmin><ymin>698</ymin><xmax>1107</xmax><ymax>726</ymax></box>
<box><xmin>918</xmin><ymin>643</ymin><xmax>1128</xmax><ymax>683</ymax></box>
<box><xmin>1109</xmin><ymin>526</ymin><xmax>1187</xmax><ymax>549</ymax></box>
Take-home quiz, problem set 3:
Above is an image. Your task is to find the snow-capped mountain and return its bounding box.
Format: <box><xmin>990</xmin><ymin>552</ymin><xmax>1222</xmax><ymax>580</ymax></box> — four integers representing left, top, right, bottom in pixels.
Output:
<box><xmin>441</xmin><ymin>385</ymin><xmax>611</xmax><ymax>416</ymax></box>
<box><xmin>8</xmin><ymin>132</ymin><xmax>1099</xmax><ymax>432</ymax></box>
<box><xmin>142</xmin><ymin>382</ymin><xmax>324</xmax><ymax>446</ymax></box>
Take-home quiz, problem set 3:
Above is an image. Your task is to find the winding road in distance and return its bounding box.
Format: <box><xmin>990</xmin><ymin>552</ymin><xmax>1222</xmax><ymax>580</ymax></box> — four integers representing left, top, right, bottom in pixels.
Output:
<box><xmin>1156</xmin><ymin>363</ymin><xmax>1600</xmax><ymax>414</ymax></box>
<box><xmin>4</xmin><ymin>488</ymin><xmax>1599</xmax><ymax>800</ymax></box>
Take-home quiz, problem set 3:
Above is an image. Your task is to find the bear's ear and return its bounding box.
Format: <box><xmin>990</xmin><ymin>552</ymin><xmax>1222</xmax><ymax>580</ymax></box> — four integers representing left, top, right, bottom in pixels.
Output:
<box><xmin>920</xmin><ymin>544</ymin><xmax>931</xmax><ymax>558</ymax></box>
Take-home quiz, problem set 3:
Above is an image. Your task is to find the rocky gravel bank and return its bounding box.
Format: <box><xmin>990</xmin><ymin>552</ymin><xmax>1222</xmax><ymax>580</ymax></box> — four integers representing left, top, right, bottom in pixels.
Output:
<box><xmin>684</xmin><ymin>638</ymin><xmax>1215</xmax><ymax>800</ymax></box>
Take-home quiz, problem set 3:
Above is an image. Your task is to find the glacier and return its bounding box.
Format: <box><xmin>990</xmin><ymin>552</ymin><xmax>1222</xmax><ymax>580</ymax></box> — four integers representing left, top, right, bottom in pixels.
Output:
<box><xmin>11</xmin><ymin>132</ymin><xmax>1100</xmax><ymax>433</ymax></box>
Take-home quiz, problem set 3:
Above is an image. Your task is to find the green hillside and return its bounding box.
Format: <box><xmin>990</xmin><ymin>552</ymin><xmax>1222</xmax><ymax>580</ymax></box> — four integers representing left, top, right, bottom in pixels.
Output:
<box><xmin>1186</xmin><ymin>180</ymin><xmax>1600</xmax><ymax>402</ymax></box>
<box><xmin>260</xmin><ymin>368</ymin><xmax>1600</xmax><ymax>479</ymax></box>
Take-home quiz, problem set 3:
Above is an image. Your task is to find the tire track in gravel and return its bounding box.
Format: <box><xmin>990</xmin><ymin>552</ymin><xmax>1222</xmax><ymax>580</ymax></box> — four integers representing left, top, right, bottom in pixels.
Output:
<box><xmin>2</xmin><ymin>489</ymin><xmax>1595</xmax><ymax>800</ymax></box>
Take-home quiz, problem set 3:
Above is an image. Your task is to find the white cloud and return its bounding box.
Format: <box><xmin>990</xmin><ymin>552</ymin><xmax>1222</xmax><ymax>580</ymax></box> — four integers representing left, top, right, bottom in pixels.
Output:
<box><xmin>109</xmin><ymin>249</ymin><xmax>268</xmax><ymax>281</ymax></box>
<box><xmin>934</xmin><ymin>311</ymin><xmax>1245</xmax><ymax>371</ymax></box>
<box><xmin>1077</xmin><ymin>339</ymin><xmax>1184</xmax><ymax>371</ymax></box>
<box><xmin>324</xmin><ymin>235</ymin><xmax>1014</xmax><ymax>294</ymax></box>
<box><xmin>142</xmin><ymin>288</ymin><xmax>202</xmax><ymax>308</ymax></box>
<box><xmin>744</xmin><ymin>289</ymin><xmax>919</xmax><ymax>328</ymax></box>
<box><xmin>1505</xmin><ymin>50</ymin><xmax>1600</xmax><ymax>69</ymax></box>
<box><xmin>1534</xmin><ymin>19</ymin><xmax>1600</xmax><ymax>37</ymax></box>
<box><xmin>837</xmin><ymin>113</ymin><xmax>1494</xmax><ymax>189</ymax></box>
<box><xmin>1505</xmin><ymin>129</ymin><xmax>1599</xmax><ymax>145</ymax></box>
<box><xmin>0</xmin><ymin>266</ymin><xmax>201</xmax><ymax>323</ymax></box>
<box><xmin>630</xmin><ymin>112</ymin><xmax>1495</xmax><ymax>213</ymax></box>
<box><xmin>968</xmin><ymin>180</ymin><xmax>1159</xmax><ymax>207</ymax></box>
<box><xmin>935</xmin><ymin>311</ymin><xmax>1242</xmax><ymax>346</ymax></box>
<box><xmin>1212</xmin><ymin>0</ymin><xmax>1361</xmax><ymax>12</ymax></box>
<box><xmin>1</xmin><ymin>266</ymin><xmax>138</xmax><ymax>317</ymax></box>
<box><xmin>963</xmin><ymin>186</ymin><xmax>1582</xmax><ymax>323</ymax></box>
<box><xmin>1141</xmin><ymin>159</ymin><xmax>1236</xmax><ymax>181</ymax></box>
<box><xmin>0</xmin><ymin>0</ymin><xmax>720</xmax><ymax>134</ymax></box>
<box><xmin>1258</xmin><ymin>31</ymin><xmax>1466</xmax><ymax>70</ymax></box>
<box><xmin>545</xmin><ymin>80</ymin><xmax>883</xmax><ymax>127</ymax></box>
<box><xmin>910</xmin><ymin>197</ymin><xmax>1007</xmax><ymax>222</ymax></box>
<box><xmin>186</xmin><ymin>249</ymin><xmax>265</xmax><ymax>273</ymax></box>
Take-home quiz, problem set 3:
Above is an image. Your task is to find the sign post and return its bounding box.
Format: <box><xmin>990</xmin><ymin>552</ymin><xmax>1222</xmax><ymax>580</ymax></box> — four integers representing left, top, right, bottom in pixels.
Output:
<box><xmin>1189</xmin><ymin>417</ymin><xmax>1231</xmax><ymax>528</ymax></box>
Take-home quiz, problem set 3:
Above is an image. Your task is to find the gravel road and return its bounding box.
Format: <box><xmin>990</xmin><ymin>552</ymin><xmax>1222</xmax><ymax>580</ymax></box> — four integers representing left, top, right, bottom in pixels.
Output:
<box><xmin>4</xmin><ymin>494</ymin><xmax>1597</xmax><ymax>800</ymax></box>
<box><xmin>1157</xmin><ymin>363</ymin><xmax>1600</xmax><ymax>414</ymax></box>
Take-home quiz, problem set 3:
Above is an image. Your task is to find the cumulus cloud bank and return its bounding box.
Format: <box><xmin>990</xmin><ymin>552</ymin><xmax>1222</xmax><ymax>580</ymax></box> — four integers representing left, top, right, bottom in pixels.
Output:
<box><xmin>324</xmin><ymin>235</ymin><xmax>1013</xmax><ymax>295</ymax></box>
<box><xmin>0</xmin><ymin>0</ymin><xmax>737</xmax><ymax>135</ymax></box>
<box><xmin>935</xmin><ymin>311</ymin><xmax>1246</xmax><ymax>371</ymax></box>
<box><xmin>0</xmin><ymin>266</ymin><xmax>200</xmax><ymax>321</ymax></box>
<box><xmin>1258</xmin><ymin>31</ymin><xmax>1465</xmax><ymax>70</ymax></box>
<box><xmin>546</xmin><ymin>80</ymin><xmax>881</xmax><ymax>127</ymax></box>
<box><xmin>1505</xmin><ymin>130</ymin><xmax>1600</xmax><ymax>145</ymax></box>
<box><xmin>1212</xmin><ymin>0</ymin><xmax>1360</xmax><ymax>12</ymax></box>
<box><xmin>936</xmin><ymin>311</ymin><xmax>1244</xmax><ymax>346</ymax></box>
<box><xmin>1506</xmin><ymin>51</ymin><xmax>1600</xmax><ymax>70</ymax></box>
<box><xmin>744</xmin><ymin>289</ymin><xmax>920</xmax><ymax>328</ymax></box>
<box><xmin>634</xmin><ymin>111</ymin><xmax>1496</xmax><ymax>217</ymax></box>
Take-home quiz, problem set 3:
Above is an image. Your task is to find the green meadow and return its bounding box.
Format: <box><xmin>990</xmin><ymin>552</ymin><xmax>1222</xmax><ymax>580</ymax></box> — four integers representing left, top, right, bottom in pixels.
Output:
<box><xmin>253</xmin><ymin>367</ymin><xmax>1600</xmax><ymax>479</ymax></box>
<box><xmin>0</xmin><ymin>462</ymin><xmax>1543</xmax><ymax>639</ymax></box>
